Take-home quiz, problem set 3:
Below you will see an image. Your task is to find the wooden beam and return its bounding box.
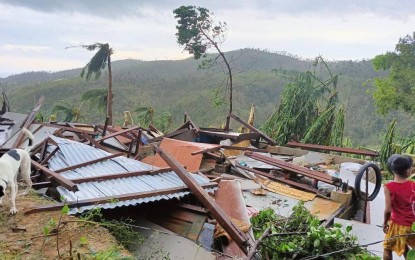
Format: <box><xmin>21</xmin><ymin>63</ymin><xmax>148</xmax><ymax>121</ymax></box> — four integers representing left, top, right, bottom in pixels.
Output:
<box><xmin>70</xmin><ymin>167</ymin><xmax>174</xmax><ymax>184</ymax></box>
<box><xmin>31</xmin><ymin>160</ymin><xmax>78</xmax><ymax>191</ymax></box>
<box><xmin>184</xmin><ymin>113</ymin><xmax>200</xmax><ymax>132</ymax></box>
<box><xmin>287</xmin><ymin>141</ymin><xmax>379</xmax><ymax>157</ymax></box>
<box><xmin>55</xmin><ymin>152</ymin><xmax>124</xmax><ymax>173</ymax></box>
<box><xmin>235</xmin><ymin>164</ymin><xmax>320</xmax><ymax>194</ymax></box>
<box><xmin>12</xmin><ymin>96</ymin><xmax>45</xmax><ymax>149</ymax></box>
<box><xmin>153</xmin><ymin>145</ymin><xmax>253</xmax><ymax>254</ymax></box>
<box><xmin>191</xmin><ymin>145</ymin><xmax>268</xmax><ymax>155</ymax></box>
<box><xmin>96</xmin><ymin>126</ymin><xmax>139</xmax><ymax>142</ymax></box>
<box><xmin>228</xmin><ymin>113</ymin><xmax>276</xmax><ymax>145</ymax></box>
<box><xmin>80</xmin><ymin>132</ymin><xmax>113</xmax><ymax>153</ymax></box>
<box><xmin>25</xmin><ymin>182</ymin><xmax>218</xmax><ymax>215</ymax></box>
<box><xmin>39</xmin><ymin>123</ymin><xmax>99</xmax><ymax>136</ymax></box>
<box><xmin>40</xmin><ymin>146</ymin><xmax>60</xmax><ymax>165</ymax></box>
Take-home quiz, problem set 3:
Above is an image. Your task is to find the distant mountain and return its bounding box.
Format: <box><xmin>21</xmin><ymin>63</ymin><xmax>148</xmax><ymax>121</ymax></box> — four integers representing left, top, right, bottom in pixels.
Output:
<box><xmin>1</xmin><ymin>48</ymin><xmax>412</xmax><ymax>146</ymax></box>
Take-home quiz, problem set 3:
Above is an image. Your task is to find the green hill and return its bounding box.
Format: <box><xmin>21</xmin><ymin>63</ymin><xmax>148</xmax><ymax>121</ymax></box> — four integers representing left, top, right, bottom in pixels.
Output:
<box><xmin>1</xmin><ymin>48</ymin><xmax>413</xmax><ymax>146</ymax></box>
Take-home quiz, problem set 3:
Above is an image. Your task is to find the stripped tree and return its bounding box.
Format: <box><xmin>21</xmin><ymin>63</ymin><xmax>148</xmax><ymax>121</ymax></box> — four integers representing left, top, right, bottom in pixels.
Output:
<box><xmin>173</xmin><ymin>6</ymin><xmax>234</xmax><ymax>127</ymax></box>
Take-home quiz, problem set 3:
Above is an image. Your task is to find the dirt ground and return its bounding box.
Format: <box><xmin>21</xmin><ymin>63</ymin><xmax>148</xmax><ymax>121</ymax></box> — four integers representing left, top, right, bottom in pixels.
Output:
<box><xmin>0</xmin><ymin>190</ymin><xmax>133</xmax><ymax>260</ymax></box>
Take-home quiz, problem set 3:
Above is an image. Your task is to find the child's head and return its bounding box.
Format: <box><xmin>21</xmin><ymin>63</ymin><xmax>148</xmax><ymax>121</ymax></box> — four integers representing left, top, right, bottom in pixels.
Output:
<box><xmin>389</xmin><ymin>154</ymin><xmax>413</xmax><ymax>178</ymax></box>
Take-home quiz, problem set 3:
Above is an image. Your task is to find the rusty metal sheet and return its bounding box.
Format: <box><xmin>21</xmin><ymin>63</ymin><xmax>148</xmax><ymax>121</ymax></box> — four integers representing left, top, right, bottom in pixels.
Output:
<box><xmin>110</xmin><ymin>126</ymin><xmax>134</xmax><ymax>144</ymax></box>
<box><xmin>215</xmin><ymin>180</ymin><xmax>251</xmax><ymax>258</ymax></box>
<box><xmin>141</xmin><ymin>138</ymin><xmax>218</xmax><ymax>171</ymax></box>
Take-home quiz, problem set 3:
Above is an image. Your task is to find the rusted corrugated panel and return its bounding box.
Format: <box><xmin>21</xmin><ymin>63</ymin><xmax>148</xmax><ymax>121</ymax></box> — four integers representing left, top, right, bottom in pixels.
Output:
<box><xmin>215</xmin><ymin>180</ymin><xmax>251</xmax><ymax>258</ymax></box>
<box><xmin>141</xmin><ymin>138</ymin><xmax>218</xmax><ymax>171</ymax></box>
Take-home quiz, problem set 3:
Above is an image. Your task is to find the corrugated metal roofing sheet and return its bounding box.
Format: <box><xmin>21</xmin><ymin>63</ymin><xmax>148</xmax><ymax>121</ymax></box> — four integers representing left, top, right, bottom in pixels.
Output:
<box><xmin>141</xmin><ymin>138</ymin><xmax>218</xmax><ymax>171</ymax></box>
<box><xmin>49</xmin><ymin>136</ymin><xmax>214</xmax><ymax>214</ymax></box>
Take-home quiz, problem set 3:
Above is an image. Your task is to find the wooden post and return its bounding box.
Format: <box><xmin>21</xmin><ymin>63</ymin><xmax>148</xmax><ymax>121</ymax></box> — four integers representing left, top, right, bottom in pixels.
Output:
<box><xmin>153</xmin><ymin>145</ymin><xmax>252</xmax><ymax>254</ymax></box>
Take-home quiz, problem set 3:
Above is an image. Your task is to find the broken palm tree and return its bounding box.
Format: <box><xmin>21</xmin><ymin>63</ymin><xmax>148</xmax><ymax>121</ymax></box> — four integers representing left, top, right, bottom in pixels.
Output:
<box><xmin>261</xmin><ymin>56</ymin><xmax>344</xmax><ymax>146</ymax></box>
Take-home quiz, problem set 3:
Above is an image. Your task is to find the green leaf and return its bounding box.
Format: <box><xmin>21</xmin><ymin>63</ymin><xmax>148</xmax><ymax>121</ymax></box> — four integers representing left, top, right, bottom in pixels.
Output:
<box><xmin>346</xmin><ymin>225</ymin><xmax>353</xmax><ymax>233</ymax></box>
<box><xmin>407</xmin><ymin>249</ymin><xmax>415</xmax><ymax>259</ymax></box>
<box><xmin>61</xmin><ymin>204</ymin><xmax>70</xmax><ymax>215</ymax></box>
<box><xmin>79</xmin><ymin>236</ymin><xmax>88</xmax><ymax>246</ymax></box>
<box><xmin>314</xmin><ymin>239</ymin><xmax>320</xmax><ymax>248</ymax></box>
<box><xmin>43</xmin><ymin>226</ymin><xmax>50</xmax><ymax>235</ymax></box>
<box><xmin>411</xmin><ymin>222</ymin><xmax>415</xmax><ymax>232</ymax></box>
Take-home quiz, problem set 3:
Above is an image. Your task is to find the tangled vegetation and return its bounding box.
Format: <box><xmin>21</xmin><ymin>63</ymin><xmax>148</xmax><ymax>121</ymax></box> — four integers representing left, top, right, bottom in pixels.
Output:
<box><xmin>261</xmin><ymin>57</ymin><xmax>345</xmax><ymax>146</ymax></box>
<box><xmin>251</xmin><ymin>203</ymin><xmax>378</xmax><ymax>259</ymax></box>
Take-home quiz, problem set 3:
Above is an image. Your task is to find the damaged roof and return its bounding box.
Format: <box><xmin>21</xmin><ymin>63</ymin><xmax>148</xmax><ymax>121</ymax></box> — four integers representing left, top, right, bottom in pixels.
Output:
<box><xmin>48</xmin><ymin>136</ymin><xmax>215</xmax><ymax>214</ymax></box>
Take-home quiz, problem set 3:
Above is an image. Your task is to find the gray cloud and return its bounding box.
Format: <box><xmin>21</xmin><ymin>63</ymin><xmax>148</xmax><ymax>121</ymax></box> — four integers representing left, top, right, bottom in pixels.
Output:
<box><xmin>0</xmin><ymin>0</ymin><xmax>414</xmax><ymax>20</ymax></box>
<box><xmin>0</xmin><ymin>0</ymin><xmax>415</xmax><ymax>19</ymax></box>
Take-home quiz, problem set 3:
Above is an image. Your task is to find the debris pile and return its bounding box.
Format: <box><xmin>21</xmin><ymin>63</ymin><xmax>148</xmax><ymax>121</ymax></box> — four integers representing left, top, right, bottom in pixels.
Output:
<box><xmin>0</xmin><ymin>97</ymin><xmax>383</xmax><ymax>258</ymax></box>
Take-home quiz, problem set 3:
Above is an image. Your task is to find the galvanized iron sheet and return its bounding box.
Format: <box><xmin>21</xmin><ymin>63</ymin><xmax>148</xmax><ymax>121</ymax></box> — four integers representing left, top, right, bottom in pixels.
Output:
<box><xmin>49</xmin><ymin>136</ymin><xmax>214</xmax><ymax>214</ymax></box>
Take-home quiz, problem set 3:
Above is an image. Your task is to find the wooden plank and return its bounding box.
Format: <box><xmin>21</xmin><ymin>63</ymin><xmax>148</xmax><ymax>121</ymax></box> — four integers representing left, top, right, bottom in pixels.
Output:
<box><xmin>184</xmin><ymin>113</ymin><xmax>200</xmax><ymax>132</ymax></box>
<box><xmin>39</xmin><ymin>123</ymin><xmax>99</xmax><ymax>136</ymax></box>
<box><xmin>235</xmin><ymin>164</ymin><xmax>320</xmax><ymax>194</ymax></box>
<box><xmin>96</xmin><ymin>126</ymin><xmax>139</xmax><ymax>142</ymax></box>
<box><xmin>287</xmin><ymin>141</ymin><xmax>379</xmax><ymax>157</ymax></box>
<box><xmin>80</xmin><ymin>132</ymin><xmax>114</xmax><ymax>153</ymax></box>
<box><xmin>24</xmin><ymin>182</ymin><xmax>217</xmax><ymax>215</ymax></box>
<box><xmin>55</xmin><ymin>152</ymin><xmax>124</xmax><ymax>173</ymax></box>
<box><xmin>228</xmin><ymin>113</ymin><xmax>276</xmax><ymax>145</ymax></box>
<box><xmin>153</xmin><ymin>145</ymin><xmax>253</xmax><ymax>254</ymax></box>
<box><xmin>244</xmin><ymin>151</ymin><xmax>341</xmax><ymax>186</ymax></box>
<box><xmin>69</xmin><ymin>167</ymin><xmax>174</xmax><ymax>183</ymax></box>
<box><xmin>12</xmin><ymin>96</ymin><xmax>45</xmax><ymax>148</ymax></box>
<box><xmin>191</xmin><ymin>145</ymin><xmax>267</xmax><ymax>155</ymax></box>
<box><xmin>31</xmin><ymin>160</ymin><xmax>78</xmax><ymax>191</ymax></box>
<box><xmin>40</xmin><ymin>146</ymin><xmax>60</xmax><ymax>165</ymax></box>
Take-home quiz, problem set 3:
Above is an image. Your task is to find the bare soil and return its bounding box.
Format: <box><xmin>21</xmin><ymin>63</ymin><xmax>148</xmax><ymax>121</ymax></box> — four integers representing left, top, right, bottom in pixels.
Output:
<box><xmin>0</xmin><ymin>190</ymin><xmax>133</xmax><ymax>259</ymax></box>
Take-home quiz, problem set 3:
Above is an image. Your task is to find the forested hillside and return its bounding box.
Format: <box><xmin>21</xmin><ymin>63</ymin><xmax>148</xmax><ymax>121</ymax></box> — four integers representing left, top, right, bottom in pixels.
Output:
<box><xmin>1</xmin><ymin>48</ymin><xmax>414</xmax><ymax>146</ymax></box>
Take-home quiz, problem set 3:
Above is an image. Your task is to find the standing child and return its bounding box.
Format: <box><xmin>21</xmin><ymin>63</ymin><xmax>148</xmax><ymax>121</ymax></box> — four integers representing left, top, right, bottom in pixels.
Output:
<box><xmin>383</xmin><ymin>154</ymin><xmax>415</xmax><ymax>259</ymax></box>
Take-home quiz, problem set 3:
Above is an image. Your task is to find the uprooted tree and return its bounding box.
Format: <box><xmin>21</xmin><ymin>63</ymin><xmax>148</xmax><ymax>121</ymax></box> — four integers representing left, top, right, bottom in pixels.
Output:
<box><xmin>173</xmin><ymin>6</ymin><xmax>234</xmax><ymax>122</ymax></box>
<box><xmin>261</xmin><ymin>56</ymin><xmax>345</xmax><ymax>146</ymax></box>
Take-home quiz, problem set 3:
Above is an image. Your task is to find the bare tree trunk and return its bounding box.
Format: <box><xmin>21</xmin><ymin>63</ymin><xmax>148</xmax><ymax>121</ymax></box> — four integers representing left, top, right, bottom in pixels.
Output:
<box><xmin>107</xmin><ymin>55</ymin><xmax>113</xmax><ymax>125</ymax></box>
<box><xmin>201</xmin><ymin>31</ymin><xmax>233</xmax><ymax>129</ymax></box>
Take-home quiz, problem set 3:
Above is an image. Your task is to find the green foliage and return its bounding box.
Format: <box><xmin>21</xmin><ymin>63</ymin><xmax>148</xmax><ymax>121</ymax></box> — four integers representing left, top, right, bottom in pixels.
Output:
<box><xmin>302</xmin><ymin>106</ymin><xmax>336</xmax><ymax>145</ymax></box>
<box><xmin>251</xmin><ymin>203</ymin><xmax>377</xmax><ymax>259</ymax></box>
<box><xmin>173</xmin><ymin>6</ymin><xmax>226</xmax><ymax>60</ymax></box>
<box><xmin>52</xmin><ymin>100</ymin><xmax>84</xmax><ymax>122</ymax></box>
<box><xmin>261</xmin><ymin>56</ymin><xmax>344</xmax><ymax>146</ymax></box>
<box><xmin>134</xmin><ymin>106</ymin><xmax>154</xmax><ymax>126</ymax></box>
<box><xmin>60</xmin><ymin>204</ymin><xmax>70</xmax><ymax>215</ymax></box>
<box><xmin>81</xmin><ymin>88</ymin><xmax>108</xmax><ymax>114</ymax></box>
<box><xmin>379</xmin><ymin>119</ymin><xmax>397</xmax><ymax>168</ymax></box>
<box><xmin>329</xmin><ymin>105</ymin><xmax>345</xmax><ymax>147</ymax></box>
<box><xmin>78</xmin><ymin>43</ymin><xmax>113</xmax><ymax>80</ymax></box>
<box><xmin>43</xmin><ymin>218</ymin><xmax>56</xmax><ymax>236</ymax></box>
<box><xmin>134</xmin><ymin>106</ymin><xmax>173</xmax><ymax>133</ymax></box>
<box><xmin>7</xmin><ymin>48</ymin><xmax>415</xmax><ymax>147</ymax></box>
<box><xmin>79</xmin><ymin>207</ymin><xmax>143</xmax><ymax>247</ymax></box>
<box><xmin>173</xmin><ymin>5</ymin><xmax>235</xmax><ymax>114</ymax></box>
<box><xmin>372</xmin><ymin>32</ymin><xmax>415</xmax><ymax>115</ymax></box>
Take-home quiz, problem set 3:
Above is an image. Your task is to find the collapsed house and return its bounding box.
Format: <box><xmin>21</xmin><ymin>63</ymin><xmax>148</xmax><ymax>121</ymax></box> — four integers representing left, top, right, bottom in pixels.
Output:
<box><xmin>0</xmin><ymin>98</ymin><xmax>385</xmax><ymax>259</ymax></box>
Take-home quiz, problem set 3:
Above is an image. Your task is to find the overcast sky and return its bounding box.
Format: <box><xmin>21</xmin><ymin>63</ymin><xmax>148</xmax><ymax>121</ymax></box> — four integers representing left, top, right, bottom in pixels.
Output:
<box><xmin>0</xmin><ymin>0</ymin><xmax>414</xmax><ymax>77</ymax></box>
